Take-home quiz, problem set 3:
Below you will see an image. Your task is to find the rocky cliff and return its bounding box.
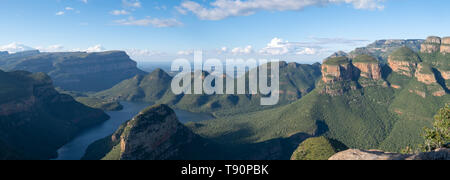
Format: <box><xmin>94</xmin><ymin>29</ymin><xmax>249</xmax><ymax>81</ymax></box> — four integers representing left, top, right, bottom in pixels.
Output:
<box><xmin>441</xmin><ymin>37</ymin><xmax>450</xmax><ymax>54</ymax></box>
<box><xmin>388</xmin><ymin>47</ymin><xmax>420</xmax><ymax>77</ymax></box>
<box><xmin>329</xmin><ymin>148</ymin><xmax>450</xmax><ymax>160</ymax></box>
<box><xmin>0</xmin><ymin>51</ymin><xmax>147</xmax><ymax>92</ymax></box>
<box><xmin>415</xmin><ymin>63</ymin><xmax>437</xmax><ymax>85</ymax></box>
<box><xmin>352</xmin><ymin>54</ymin><xmax>382</xmax><ymax>80</ymax></box>
<box><xmin>420</xmin><ymin>36</ymin><xmax>450</xmax><ymax>54</ymax></box>
<box><xmin>0</xmin><ymin>70</ymin><xmax>109</xmax><ymax>159</ymax></box>
<box><xmin>320</xmin><ymin>54</ymin><xmax>385</xmax><ymax>95</ymax></box>
<box><xmin>321</xmin><ymin>56</ymin><xmax>354</xmax><ymax>83</ymax></box>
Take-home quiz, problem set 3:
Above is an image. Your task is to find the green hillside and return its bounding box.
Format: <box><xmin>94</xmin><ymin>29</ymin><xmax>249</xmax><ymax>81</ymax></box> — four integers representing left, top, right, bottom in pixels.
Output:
<box><xmin>291</xmin><ymin>136</ymin><xmax>347</xmax><ymax>160</ymax></box>
<box><xmin>95</xmin><ymin>62</ymin><xmax>322</xmax><ymax>117</ymax></box>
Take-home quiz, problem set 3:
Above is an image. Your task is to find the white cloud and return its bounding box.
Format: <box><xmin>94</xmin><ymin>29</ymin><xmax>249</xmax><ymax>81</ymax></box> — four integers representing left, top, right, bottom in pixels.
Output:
<box><xmin>85</xmin><ymin>44</ymin><xmax>106</xmax><ymax>52</ymax></box>
<box><xmin>81</xmin><ymin>0</ymin><xmax>88</xmax><ymax>4</ymax></box>
<box><xmin>111</xmin><ymin>10</ymin><xmax>130</xmax><ymax>15</ymax></box>
<box><xmin>65</xmin><ymin>7</ymin><xmax>74</xmax><ymax>11</ymax></box>
<box><xmin>0</xmin><ymin>43</ymin><xmax>36</xmax><ymax>53</ymax></box>
<box><xmin>114</xmin><ymin>17</ymin><xmax>183</xmax><ymax>28</ymax></box>
<box><xmin>231</xmin><ymin>45</ymin><xmax>253</xmax><ymax>54</ymax></box>
<box><xmin>123</xmin><ymin>0</ymin><xmax>142</xmax><ymax>8</ymax></box>
<box><xmin>296</xmin><ymin>47</ymin><xmax>317</xmax><ymax>55</ymax></box>
<box><xmin>178</xmin><ymin>0</ymin><xmax>386</xmax><ymax>20</ymax></box>
<box><xmin>56</xmin><ymin>11</ymin><xmax>65</xmax><ymax>16</ymax></box>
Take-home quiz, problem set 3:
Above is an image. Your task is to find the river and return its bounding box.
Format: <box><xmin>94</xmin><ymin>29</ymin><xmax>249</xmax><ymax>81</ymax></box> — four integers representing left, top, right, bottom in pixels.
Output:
<box><xmin>54</xmin><ymin>102</ymin><xmax>214</xmax><ymax>160</ymax></box>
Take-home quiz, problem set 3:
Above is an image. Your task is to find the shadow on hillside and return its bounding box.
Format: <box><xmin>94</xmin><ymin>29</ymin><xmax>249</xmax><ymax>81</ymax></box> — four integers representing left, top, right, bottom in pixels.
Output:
<box><xmin>381</xmin><ymin>64</ymin><xmax>393</xmax><ymax>84</ymax></box>
<box><xmin>432</xmin><ymin>68</ymin><xmax>450</xmax><ymax>93</ymax></box>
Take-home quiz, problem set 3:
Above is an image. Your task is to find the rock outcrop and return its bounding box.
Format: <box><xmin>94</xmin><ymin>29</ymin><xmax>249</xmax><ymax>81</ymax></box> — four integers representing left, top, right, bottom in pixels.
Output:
<box><xmin>352</xmin><ymin>55</ymin><xmax>382</xmax><ymax>80</ymax></box>
<box><xmin>420</xmin><ymin>36</ymin><xmax>450</xmax><ymax>54</ymax></box>
<box><xmin>441</xmin><ymin>37</ymin><xmax>450</xmax><ymax>54</ymax></box>
<box><xmin>388</xmin><ymin>47</ymin><xmax>420</xmax><ymax>77</ymax></box>
<box><xmin>329</xmin><ymin>148</ymin><xmax>450</xmax><ymax>160</ymax></box>
<box><xmin>421</xmin><ymin>36</ymin><xmax>441</xmax><ymax>53</ymax></box>
<box><xmin>415</xmin><ymin>63</ymin><xmax>437</xmax><ymax>85</ymax></box>
<box><xmin>321</xmin><ymin>57</ymin><xmax>354</xmax><ymax>83</ymax></box>
<box><xmin>119</xmin><ymin>104</ymin><xmax>198</xmax><ymax>160</ymax></box>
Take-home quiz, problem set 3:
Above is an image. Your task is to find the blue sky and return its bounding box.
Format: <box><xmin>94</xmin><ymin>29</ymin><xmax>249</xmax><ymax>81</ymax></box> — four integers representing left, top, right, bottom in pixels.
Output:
<box><xmin>0</xmin><ymin>0</ymin><xmax>449</xmax><ymax>63</ymax></box>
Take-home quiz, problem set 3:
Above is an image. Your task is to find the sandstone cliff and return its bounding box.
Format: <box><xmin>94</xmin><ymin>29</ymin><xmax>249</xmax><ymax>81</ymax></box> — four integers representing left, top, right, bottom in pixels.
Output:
<box><xmin>388</xmin><ymin>47</ymin><xmax>421</xmax><ymax>77</ymax></box>
<box><xmin>421</xmin><ymin>36</ymin><xmax>441</xmax><ymax>53</ymax></box>
<box><xmin>352</xmin><ymin>54</ymin><xmax>382</xmax><ymax>80</ymax></box>
<box><xmin>321</xmin><ymin>57</ymin><xmax>354</xmax><ymax>83</ymax></box>
<box><xmin>420</xmin><ymin>36</ymin><xmax>450</xmax><ymax>54</ymax></box>
<box><xmin>415</xmin><ymin>63</ymin><xmax>437</xmax><ymax>85</ymax></box>
<box><xmin>329</xmin><ymin>148</ymin><xmax>449</xmax><ymax>160</ymax></box>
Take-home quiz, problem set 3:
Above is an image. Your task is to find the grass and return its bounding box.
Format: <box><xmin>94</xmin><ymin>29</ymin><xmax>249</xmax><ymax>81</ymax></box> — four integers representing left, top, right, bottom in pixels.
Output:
<box><xmin>352</xmin><ymin>54</ymin><xmax>378</xmax><ymax>63</ymax></box>
<box><xmin>323</xmin><ymin>56</ymin><xmax>350</xmax><ymax>65</ymax></box>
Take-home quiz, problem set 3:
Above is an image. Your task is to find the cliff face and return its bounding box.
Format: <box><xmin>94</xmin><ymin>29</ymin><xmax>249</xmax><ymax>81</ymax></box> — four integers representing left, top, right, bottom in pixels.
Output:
<box><xmin>415</xmin><ymin>63</ymin><xmax>437</xmax><ymax>85</ymax></box>
<box><xmin>352</xmin><ymin>55</ymin><xmax>382</xmax><ymax>80</ymax></box>
<box><xmin>421</xmin><ymin>36</ymin><xmax>441</xmax><ymax>53</ymax></box>
<box><xmin>441</xmin><ymin>37</ymin><xmax>450</xmax><ymax>54</ymax></box>
<box><xmin>0</xmin><ymin>70</ymin><xmax>109</xmax><ymax>159</ymax></box>
<box><xmin>0</xmin><ymin>51</ymin><xmax>147</xmax><ymax>92</ymax></box>
<box><xmin>388</xmin><ymin>47</ymin><xmax>420</xmax><ymax>77</ymax></box>
<box><xmin>320</xmin><ymin>54</ymin><xmax>385</xmax><ymax>95</ymax></box>
<box><xmin>321</xmin><ymin>57</ymin><xmax>354</xmax><ymax>83</ymax></box>
<box><xmin>420</xmin><ymin>36</ymin><xmax>450</xmax><ymax>54</ymax></box>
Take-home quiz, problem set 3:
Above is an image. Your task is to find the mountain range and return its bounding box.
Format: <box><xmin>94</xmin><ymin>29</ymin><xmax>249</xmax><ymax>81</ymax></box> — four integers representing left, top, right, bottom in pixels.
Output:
<box><xmin>0</xmin><ymin>50</ymin><xmax>147</xmax><ymax>92</ymax></box>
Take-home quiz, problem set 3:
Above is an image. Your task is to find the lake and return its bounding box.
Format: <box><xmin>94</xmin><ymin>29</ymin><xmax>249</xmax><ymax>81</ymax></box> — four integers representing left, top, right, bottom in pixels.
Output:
<box><xmin>54</xmin><ymin>102</ymin><xmax>214</xmax><ymax>160</ymax></box>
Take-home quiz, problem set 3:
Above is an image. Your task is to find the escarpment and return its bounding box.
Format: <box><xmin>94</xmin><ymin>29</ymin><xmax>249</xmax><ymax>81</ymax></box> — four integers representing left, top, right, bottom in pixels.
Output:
<box><xmin>0</xmin><ymin>51</ymin><xmax>147</xmax><ymax>92</ymax></box>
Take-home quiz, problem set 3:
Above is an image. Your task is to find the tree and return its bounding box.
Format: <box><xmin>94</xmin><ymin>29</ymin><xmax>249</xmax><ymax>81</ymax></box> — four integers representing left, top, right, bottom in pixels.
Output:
<box><xmin>421</xmin><ymin>104</ymin><xmax>449</xmax><ymax>152</ymax></box>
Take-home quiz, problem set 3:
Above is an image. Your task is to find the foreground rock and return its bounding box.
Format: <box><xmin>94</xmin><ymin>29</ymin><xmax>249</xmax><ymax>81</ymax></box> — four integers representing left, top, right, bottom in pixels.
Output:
<box><xmin>329</xmin><ymin>148</ymin><xmax>450</xmax><ymax>160</ymax></box>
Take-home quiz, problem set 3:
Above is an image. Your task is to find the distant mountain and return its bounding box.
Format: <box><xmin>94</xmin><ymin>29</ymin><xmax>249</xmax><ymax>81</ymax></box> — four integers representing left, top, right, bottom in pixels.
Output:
<box><xmin>0</xmin><ymin>50</ymin><xmax>147</xmax><ymax>92</ymax></box>
<box><xmin>0</xmin><ymin>70</ymin><xmax>109</xmax><ymax>159</ymax></box>
<box><xmin>350</xmin><ymin>39</ymin><xmax>425</xmax><ymax>63</ymax></box>
<box><xmin>0</xmin><ymin>43</ymin><xmax>35</xmax><ymax>54</ymax></box>
<box><xmin>189</xmin><ymin>36</ymin><xmax>449</xmax><ymax>153</ymax></box>
<box><xmin>95</xmin><ymin>62</ymin><xmax>322</xmax><ymax>117</ymax></box>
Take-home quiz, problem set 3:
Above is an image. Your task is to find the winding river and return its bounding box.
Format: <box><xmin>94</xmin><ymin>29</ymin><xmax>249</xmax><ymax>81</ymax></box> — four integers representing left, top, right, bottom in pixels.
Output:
<box><xmin>54</xmin><ymin>102</ymin><xmax>214</xmax><ymax>160</ymax></box>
